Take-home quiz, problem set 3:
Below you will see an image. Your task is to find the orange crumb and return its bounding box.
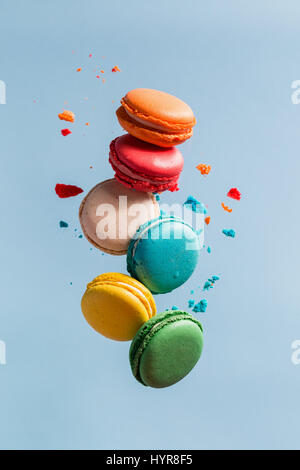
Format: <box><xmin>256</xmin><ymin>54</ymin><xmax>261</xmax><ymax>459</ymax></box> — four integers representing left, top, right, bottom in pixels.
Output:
<box><xmin>90</xmin><ymin>166</ymin><xmax>93</xmax><ymax>169</ymax></box>
<box><xmin>100</xmin><ymin>70</ymin><xmax>105</xmax><ymax>74</ymax></box>
<box><xmin>58</xmin><ymin>110</ymin><xmax>75</xmax><ymax>123</ymax></box>
<box><xmin>112</xmin><ymin>65</ymin><xmax>121</xmax><ymax>72</ymax></box>
<box><xmin>205</xmin><ymin>216</ymin><xmax>211</xmax><ymax>225</ymax></box>
<box><xmin>76</xmin><ymin>67</ymin><xmax>82</xmax><ymax>72</ymax></box>
<box><xmin>85</xmin><ymin>122</ymin><xmax>89</xmax><ymax>126</ymax></box>
<box><xmin>196</xmin><ymin>164</ymin><xmax>211</xmax><ymax>176</ymax></box>
<box><xmin>221</xmin><ymin>202</ymin><xmax>232</xmax><ymax>213</ymax></box>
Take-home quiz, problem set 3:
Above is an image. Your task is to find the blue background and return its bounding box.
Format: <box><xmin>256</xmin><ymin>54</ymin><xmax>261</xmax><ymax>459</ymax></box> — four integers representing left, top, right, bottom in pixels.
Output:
<box><xmin>0</xmin><ymin>0</ymin><xmax>300</xmax><ymax>450</ymax></box>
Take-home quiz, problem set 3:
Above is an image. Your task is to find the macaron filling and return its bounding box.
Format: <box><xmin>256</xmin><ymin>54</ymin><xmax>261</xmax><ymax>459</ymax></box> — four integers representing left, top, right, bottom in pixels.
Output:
<box><xmin>122</xmin><ymin>107</ymin><xmax>191</xmax><ymax>134</ymax></box>
<box><xmin>87</xmin><ymin>278</ymin><xmax>155</xmax><ymax>320</ymax></box>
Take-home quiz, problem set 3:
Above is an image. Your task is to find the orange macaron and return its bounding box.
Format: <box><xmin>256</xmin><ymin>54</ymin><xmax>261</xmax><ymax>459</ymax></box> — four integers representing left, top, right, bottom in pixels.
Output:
<box><xmin>116</xmin><ymin>88</ymin><xmax>196</xmax><ymax>147</ymax></box>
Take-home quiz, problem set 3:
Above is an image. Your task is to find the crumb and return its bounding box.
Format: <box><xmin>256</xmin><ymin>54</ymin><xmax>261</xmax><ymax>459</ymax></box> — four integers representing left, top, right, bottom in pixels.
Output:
<box><xmin>227</xmin><ymin>188</ymin><xmax>241</xmax><ymax>200</ymax></box>
<box><xmin>76</xmin><ymin>67</ymin><xmax>82</xmax><ymax>72</ymax></box>
<box><xmin>78</xmin><ymin>234</ymin><xmax>83</xmax><ymax>238</ymax></box>
<box><xmin>222</xmin><ymin>229</ymin><xmax>236</xmax><ymax>238</ymax></box>
<box><xmin>203</xmin><ymin>275</ymin><xmax>220</xmax><ymax>291</ymax></box>
<box><xmin>196</xmin><ymin>164</ymin><xmax>211</xmax><ymax>175</ymax></box>
<box><xmin>61</xmin><ymin>128</ymin><xmax>72</xmax><ymax>137</ymax></box>
<box><xmin>221</xmin><ymin>202</ymin><xmax>232</xmax><ymax>213</ymax></box>
<box><xmin>55</xmin><ymin>184</ymin><xmax>83</xmax><ymax>198</ymax></box>
<box><xmin>171</xmin><ymin>306</ymin><xmax>179</xmax><ymax>310</ymax></box>
<box><xmin>204</xmin><ymin>216</ymin><xmax>211</xmax><ymax>225</ymax></box>
<box><xmin>184</xmin><ymin>196</ymin><xmax>207</xmax><ymax>214</ymax></box>
<box><xmin>89</xmin><ymin>165</ymin><xmax>93</xmax><ymax>169</ymax></box>
<box><xmin>89</xmin><ymin>54</ymin><xmax>92</xmax><ymax>58</ymax></box>
<box><xmin>85</xmin><ymin>122</ymin><xmax>89</xmax><ymax>126</ymax></box>
<box><xmin>112</xmin><ymin>65</ymin><xmax>121</xmax><ymax>72</ymax></box>
<box><xmin>203</xmin><ymin>281</ymin><xmax>212</xmax><ymax>291</ymax></box>
<box><xmin>153</xmin><ymin>193</ymin><xmax>160</xmax><ymax>201</ymax></box>
<box><xmin>193</xmin><ymin>299</ymin><xmax>208</xmax><ymax>313</ymax></box>
<box><xmin>70</xmin><ymin>282</ymin><xmax>73</xmax><ymax>285</ymax></box>
<box><xmin>58</xmin><ymin>110</ymin><xmax>75</xmax><ymax>123</ymax></box>
<box><xmin>96</xmin><ymin>75</ymin><xmax>100</xmax><ymax>79</ymax></box>
<box><xmin>188</xmin><ymin>299</ymin><xmax>195</xmax><ymax>308</ymax></box>
<box><xmin>207</xmin><ymin>246</ymin><xmax>211</xmax><ymax>253</ymax></box>
<box><xmin>100</xmin><ymin>70</ymin><xmax>104</xmax><ymax>74</ymax></box>
<box><xmin>59</xmin><ymin>220</ymin><xmax>68</xmax><ymax>228</ymax></box>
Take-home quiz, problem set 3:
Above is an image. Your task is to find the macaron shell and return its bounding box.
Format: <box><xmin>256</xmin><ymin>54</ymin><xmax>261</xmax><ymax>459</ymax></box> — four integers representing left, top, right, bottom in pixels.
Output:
<box><xmin>113</xmin><ymin>134</ymin><xmax>183</xmax><ymax>177</ymax></box>
<box><xmin>139</xmin><ymin>319</ymin><xmax>203</xmax><ymax>388</ymax></box>
<box><xmin>79</xmin><ymin>179</ymin><xmax>159</xmax><ymax>254</ymax></box>
<box><xmin>116</xmin><ymin>106</ymin><xmax>193</xmax><ymax>148</ymax></box>
<box><xmin>122</xmin><ymin>89</ymin><xmax>196</xmax><ymax>130</ymax></box>
<box><xmin>127</xmin><ymin>217</ymin><xmax>202</xmax><ymax>294</ymax></box>
<box><xmin>81</xmin><ymin>282</ymin><xmax>152</xmax><ymax>341</ymax></box>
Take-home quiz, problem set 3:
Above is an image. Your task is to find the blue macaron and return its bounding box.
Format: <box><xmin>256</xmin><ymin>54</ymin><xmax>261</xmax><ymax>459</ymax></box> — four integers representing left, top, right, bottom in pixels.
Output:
<box><xmin>127</xmin><ymin>215</ymin><xmax>202</xmax><ymax>294</ymax></box>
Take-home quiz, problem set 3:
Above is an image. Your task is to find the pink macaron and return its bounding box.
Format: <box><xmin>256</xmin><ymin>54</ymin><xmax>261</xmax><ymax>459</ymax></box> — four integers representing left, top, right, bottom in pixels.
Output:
<box><xmin>109</xmin><ymin>134</ymin><xmax>184</xmax><ymax>193</ymax></box>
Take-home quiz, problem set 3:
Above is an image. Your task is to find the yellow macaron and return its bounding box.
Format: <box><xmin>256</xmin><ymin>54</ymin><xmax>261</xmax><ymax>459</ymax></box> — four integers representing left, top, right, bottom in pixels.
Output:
<box><xmin>81</xmin><ymin>272</ymin><xmax>156</xmax><ymax>341</ymax></box>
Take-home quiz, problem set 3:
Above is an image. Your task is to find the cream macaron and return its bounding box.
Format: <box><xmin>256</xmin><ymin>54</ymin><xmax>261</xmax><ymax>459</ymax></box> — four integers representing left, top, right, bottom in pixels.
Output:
<box><xmin>79</xmin><ymin>178</ymin><xmax>160</xmax><ymax>255</ymax></box>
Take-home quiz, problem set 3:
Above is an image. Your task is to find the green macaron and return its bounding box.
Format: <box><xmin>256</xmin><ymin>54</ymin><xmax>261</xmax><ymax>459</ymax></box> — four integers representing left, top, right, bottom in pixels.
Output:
<box><xmin>129</xmin><ymin>310</ymin><xmax>204</xmax><ymax>388</ymax></box>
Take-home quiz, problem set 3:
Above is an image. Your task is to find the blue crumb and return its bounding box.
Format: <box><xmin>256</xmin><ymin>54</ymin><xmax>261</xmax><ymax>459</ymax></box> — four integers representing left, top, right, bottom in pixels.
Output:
<box><xmin>171</xmin><ymin>305</ymin><xmax>179</xmax><ymax>310</ymax></box>
<box><xmin>70</xmin><ymin>282</ymin><xmax>73</xmax><ymax>286</ymax></box>
<box><xmin>222</xmin><ymin>229</ymin><xmax>236</xmax><ymax>238</ymax></box>
<box><xmin>203</xmin><ymin>275</ymin><xmax>220</xmax><ymax>291</ymax></box>
<box><xmin>193</xmin><ymin>299</ymin><xmax>208</xmax><ymax>313</ymax></box>
<box><xmin>78</xmin><ymin>234</ymin><xmax>83</xmax><ymax>238</ymax></box>
<box><xmin>153</xmin><ymin>193</ymin><xmax>160</xmax><ymax>201</ymax></box>
<box><xmin>188</xmin><ymin>299</ymin><xmax>195</xmax><ymax>308</ymax></box>
<box><xmin>183</xmin><ymin>196</ymin><xmax>207</xmax><ymax>214</ymax></box>
<box><xmin>59</xmin><ymin>220</ymin><xmax>68</xmax><ymax>228</ymax></box>
<box><xmin>203</xmin><ymin>281</ymin><xmax>212</xmax><ymax>291</ymax></box>
<box><xmin>207</xmin><ymin>246</ymin><xmax>211</xmax><ymax>253</ymax></box>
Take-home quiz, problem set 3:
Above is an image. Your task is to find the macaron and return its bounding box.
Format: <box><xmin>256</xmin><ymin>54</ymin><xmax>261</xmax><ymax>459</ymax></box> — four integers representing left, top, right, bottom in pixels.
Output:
<box><xmin>116</xmin><ymin>88</ymin><xmax>196</xmax><ymax>147</ymax></box>
<box><xmin>130</xmin><ymin>310</ymin><xmax>204</xmax><ymax>388</ymax></box>
<box><xmin>127</xmin><ymin>215</ymin><xmax>202</xmax><ymax>294</ymax></box>
<box><xmin>109</xmin><ymin>134</ymin><xmax>184</xmax><ymax>193</ymax></box>
<box><xmin>81</xmin><ymin>272</ymin><xmax>156</xmax><ymax>341</ymax></box>
<box><xmin>79</xmin><ymin>178</ymin><xmax>160</xmax><ymax>255</ymax></box>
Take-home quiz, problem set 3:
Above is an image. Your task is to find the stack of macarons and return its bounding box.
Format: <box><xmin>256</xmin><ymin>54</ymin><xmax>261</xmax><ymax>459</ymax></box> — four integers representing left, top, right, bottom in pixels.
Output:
<box><xmin>79</xmin><ymin>88</ymin><xmax>204</xmax><ymax>388</ymax></box>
